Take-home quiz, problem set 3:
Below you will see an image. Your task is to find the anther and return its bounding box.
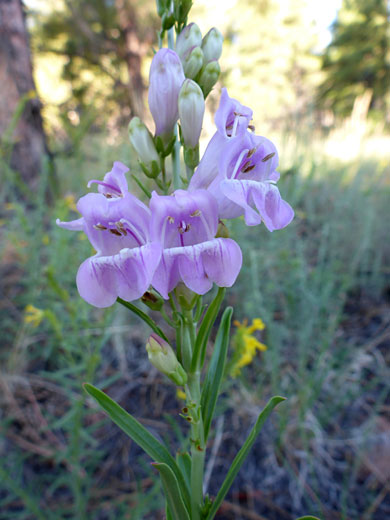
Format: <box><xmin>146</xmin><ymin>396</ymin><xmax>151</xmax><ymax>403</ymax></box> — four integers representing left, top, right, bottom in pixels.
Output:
<box><xmin>109</xmin><ymin>229</ymin><xmax>122</xmax><ymax>236</ymax></box>
<box><xmin>167</xmin><ymin>216</ymin><xmax>175</xmax><ymax>224</ymax></box>
<box><xmin>262</xmin><ymin>152</ymin><xmax>275</xmax><ymax>163</ymax></box>
<box><xmin>247</xmin><ymin>148</ymin><xmax>257</xmax><ymax>158</ymax></box>
<box><xmin>190</xmin><ymin>210</ymin><xmax>201</xmax><ymax>217</ymax></box>
<box><xmin>93</xmin><ymin>224</ymin><xmax>107</xmax><ymax>230</ymax></box>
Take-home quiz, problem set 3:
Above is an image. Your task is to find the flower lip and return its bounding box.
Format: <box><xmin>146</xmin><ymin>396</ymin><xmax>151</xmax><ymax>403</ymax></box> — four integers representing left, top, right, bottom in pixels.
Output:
<box><xmin>86</xmin><ymin>161</ymin><xmax>130</xmax><ymax>198</ymax></box>
<box><xmin>215</xmin><ymin>88</ymin><xmax>253</xmax><ymax>139</ymax></box>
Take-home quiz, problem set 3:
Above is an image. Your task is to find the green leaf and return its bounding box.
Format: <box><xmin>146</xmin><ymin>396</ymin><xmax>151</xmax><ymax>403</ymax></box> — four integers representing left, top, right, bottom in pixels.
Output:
<box><xmin>191</xmin><ymin>287</ymin><xmax>225</xmax><ymax>371</ymax></box>
<box><xmin>201</xmin><ymin>306</ymin><xmax>232</xmax><ymax>441</ymax></box>
<box><xmin>206</xmin><ymin>396</ymin><xmax>286</xmax><ymax>520</ymax></box>
<box><xmin>152</xmin><ymin>463</ymin><xmax>190</xmax><ymax>520</ymax></box>
<box><xmin>83</xmin><ymin>383</ymin><xmax>190</xmax><ymax>511</ymax></box>
<box><xmin>117</xmin><ymin>297</ymin><xmax>169</xmax><ymax>342</ymax></box>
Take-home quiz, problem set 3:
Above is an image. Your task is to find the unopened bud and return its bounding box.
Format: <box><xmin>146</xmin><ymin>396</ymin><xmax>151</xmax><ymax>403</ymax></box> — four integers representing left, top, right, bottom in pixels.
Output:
<box><xmin>148</xmin><ymin>49</ymin><xmax>185</xmax><ymax>140</ymax></box>
<box><xmin>178</xmin><ymin>79</ymin><xmax>205</xmax><ymax>149</ymax></box>
<box><xmin>175</xmin><ymin>283</ymin><xmax>198</xmax><ymax>310</ymax></box>
<box><xmin>146</xmin><ymin>334</ymin><xmax>187</xmax><ymax>386</ymax></box>
<box><xmin>156</xmin><ymin>0</ymin><xmax>169</xmax><ymax>17</ymax></box>
<box><xmin>176</xmin><ymin>23</ymin><xmax>202</xmax><ymax>61</ymax></box>
<box><xmin>174</xmin><ymin>0</ymin><xmax>193</xmax><ymax>26</ymax></box>
<box><xmin>201</xmin><ymin>28</ymin><xmax>223</xmax><ymax>63</ymax></box>
<box><xmin>128</xmin><ymin>117</ymin><xmax>159</xmax><ymax>168</ymax></box>
<box><xmin>183</xmin><ymin>46</ymin><xmax>204</xmax><ymax>79</ymax></box>
<box><xmin>198</xmin><ymin>60</ymin><xmax>220</xmax><ymax>97</ymax></box>
<box><xmin>141</xmin><ymin>290</ymin><xmax>164</xmax><ymax>311</ymax></box>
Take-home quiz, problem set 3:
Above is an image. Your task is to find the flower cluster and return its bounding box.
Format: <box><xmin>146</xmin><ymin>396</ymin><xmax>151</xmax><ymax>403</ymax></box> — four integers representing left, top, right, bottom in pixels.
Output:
<box><xmin>57</xmin><ymin>45</ymin><xmax>293</xmax><ymax>309</ymax></box>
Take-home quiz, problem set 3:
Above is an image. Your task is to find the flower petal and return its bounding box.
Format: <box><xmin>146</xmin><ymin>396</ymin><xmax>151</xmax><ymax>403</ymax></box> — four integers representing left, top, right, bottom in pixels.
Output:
<box><xmin>76</xmin><ymin>242</ymin><xmax>162</xmax><ymax>308</ymax></box>
<box><xmin>56</xmin><ymin>217</ymin><xmax>84</xmax><ymax>231</ymax></box>
<box><xmin>152</xmin><ymin>238</ymin><xmax>242</xmax><ymax>298</ymax></box>
<box><xmin>221</xmin><ymin>179</ymin><xmax>294</xmax><ymax>230</ymax></box>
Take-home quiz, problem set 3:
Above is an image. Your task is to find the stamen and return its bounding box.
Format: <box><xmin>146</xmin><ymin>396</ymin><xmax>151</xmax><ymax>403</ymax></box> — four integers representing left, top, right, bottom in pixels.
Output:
<box><xmin>248</xmin><ymin>124</ymin><xmax>255</xmax><ymax>132</ymax></box>
<box><xmin>241</xmin><ymin>163</ymin><xmax>256</xmax><ymax>173</ymax></box>
<box><xmin>93</xmin><ymin>223</ymin><xmax>107</xmax><ymax>230</ymax></box>
<box><xmin>178</xmin><ymin>220</ymin><xmax>191</xmax><ymax>234</ymax></box>
<box><xmin>109</xmin><ymin>229</ymin><xmax>122</xmax><ymax>236</ymax></box>
<box><xmin>231</xmin><ymin>148</ymin><xmax>250</xmax><ymax>179</ymax></box>
<box><xmin>262</xmin><ymin>152</ymin><xmax>275</xmax><ymax>163</ymax></box>
<box><xmin>168</xmin><ymin>216</ymin><xmax>175</xmax><ymax>224</ymax></box>
<box><xmin>119</xmin><ymin>218</ymin><xmax>145</xmax><ymax>246</ymax></box>
<box><xmin>247</xmin><ymin>147</ymin><xmax>257</xmax><ymax>158</ymax></box>
<box><xmin>115</xmin><ymin>221</ymin><xmax>127</xmax><ymax>236</ymax></box>
<box><xmin>190</xmin><ymin>210</ymin><xmax>201</xmax><ymax>217</ymax></box>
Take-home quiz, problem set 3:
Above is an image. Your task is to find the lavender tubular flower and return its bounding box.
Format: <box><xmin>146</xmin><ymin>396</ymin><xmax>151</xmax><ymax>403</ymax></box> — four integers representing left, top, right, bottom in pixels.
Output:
<box><xmin>209</xmin><ymin>132</ymin><xmax>294</xmax><ymax>230</ymax></box>
<box><xmin>148</xmin><ymin>49</ymin><xmax>185</xmax><ymax>140</ymax></box>
<box><xmin>56</xmin><ymin>162</ymin><xmax>162</xmax><ymax>307</ymax></box>
<box><xmin>149</xmin><ymin>189</ymin><xmax>242</xmax><ymax>298</ymax></box>
<box><xmin>189</xmin><ymin>88</ymin><xmax>253</xmax><ymax>190</ymax></box>
<box><xmin>178</xmin><ymin>79</ymin><xmax>205</xmax><ymax>149</ymax></box>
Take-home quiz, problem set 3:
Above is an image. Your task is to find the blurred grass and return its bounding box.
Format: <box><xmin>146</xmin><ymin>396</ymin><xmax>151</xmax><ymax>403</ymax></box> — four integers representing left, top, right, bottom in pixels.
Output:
<box><xmin>1</xmin><ymin>130</ymin><xmax>389</xmax><ymax>519</ymax></box>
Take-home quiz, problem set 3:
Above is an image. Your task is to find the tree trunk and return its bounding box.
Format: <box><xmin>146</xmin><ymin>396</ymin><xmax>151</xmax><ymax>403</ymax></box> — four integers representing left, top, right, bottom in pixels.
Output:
<box><xmin>0</xmin><ymin>0</ymin><xmax>49</xmax><ymax>193</ymax></box>
<box><xmin>115</xmin><ymin>0</ymin><xmax>147</xmax><ymax>118</ymax></box>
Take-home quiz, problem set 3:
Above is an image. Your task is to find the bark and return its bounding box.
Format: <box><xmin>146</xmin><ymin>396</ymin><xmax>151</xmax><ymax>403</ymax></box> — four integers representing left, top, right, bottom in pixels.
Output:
<box><xmin>115</xmin><ymin>0</ymin><xmax>150</xmax><ymax>118</ymax></box>
<box><xmin>0</xmin><ymin>0</ymin><xmax>49</xmax><ymax>192</ymax></box>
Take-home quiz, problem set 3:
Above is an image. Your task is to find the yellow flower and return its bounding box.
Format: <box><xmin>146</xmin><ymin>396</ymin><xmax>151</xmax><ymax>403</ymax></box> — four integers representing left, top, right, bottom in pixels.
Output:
<box><xmin>64</xmin><ymin>194</ymin><xmax>77</xmax><ymax>211</ymax></box>
<box><xmin>24</xmin><ymin>305</ymin><xmax>45</xmax><ymax>328</ymax></box>
<box><xmin>230</xmin><ymin>318</ymin><xmax>267</xmax><ymax>377</ymax></box>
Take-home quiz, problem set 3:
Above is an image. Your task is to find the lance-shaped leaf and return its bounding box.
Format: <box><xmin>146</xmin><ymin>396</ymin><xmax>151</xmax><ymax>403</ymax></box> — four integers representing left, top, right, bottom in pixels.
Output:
<box><xmin>201</xmin><ymin>306</ymin><xmax>232</xmax><ymax>441</ymax></box>
<box><xmin>152</xmin><ymin>463</ymin><xmax>190</xmax><ymax>520</ymax></box>
<box><xmin>206</xmin><ymin>396</ymin><xmax>286</xmax><ymax>520</ymax></box>
<box><xmin>117</xmin><ymin>297</ymin><xmax>169</xmax><ymax>342</ymax></box>
<box><xmin>84</xmin><ymin>383</ymin><xmax>190</xmax><ymax>511</ymax></box>
<box><xmin>191</xmin><ymin>287</ymin><xmax>225</xmax><ymax>371</ymax></box>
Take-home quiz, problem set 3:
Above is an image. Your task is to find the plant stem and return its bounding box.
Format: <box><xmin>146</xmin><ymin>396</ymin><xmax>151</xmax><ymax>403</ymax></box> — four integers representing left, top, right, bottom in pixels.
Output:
<box><xmin>187</xmin><ymin>371</ymin><xmax>205</xmax><ymax>520</ymax></box>
<box><xmin>183</xmin><ymin>308</ymin><xmax>206</xmax><ymax>520</ymax></box>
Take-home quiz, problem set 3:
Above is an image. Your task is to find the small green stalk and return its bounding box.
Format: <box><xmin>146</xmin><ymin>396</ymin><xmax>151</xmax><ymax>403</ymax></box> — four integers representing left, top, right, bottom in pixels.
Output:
<box><xmin>183</xmin><ymin>309</ymin><xmax>206</xmax><ymax>520</ymax></box>
<box><xmin>187</xmin><ymin>371</ymin><xmax>205</xmax><ymax>520</ymax></box>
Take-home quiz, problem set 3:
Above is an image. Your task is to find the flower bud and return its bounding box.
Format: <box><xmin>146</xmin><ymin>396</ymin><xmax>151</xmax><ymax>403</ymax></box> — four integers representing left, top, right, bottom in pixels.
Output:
<box><xmin>156</xmin><ymin>0</ymin><xmax>170</xmax><ymax>17</ymax></box>
<box><xmin>178</xmin><ymin>79</ymin><xmax>205</xmax><ymax>149</ymax></box>
<box><xmin>176</xmin><ymin>23</ymin><xmax>202</xmax><ymax>61</ymax></box>
<box><xmin>174</xmin><ymin>0</ymin><xmax>193</xmax><ymax>25</ymax></box>
<box><xmin>201</xmin><ymin>28</ymin><xmax>223</xmax><ymax>63</ymax></box>
<box><xmin>141</xmin><ymin>290</ymin><xmax>164</xmax><ymax>311</ymax></box>
<box><xmin>175</xmin><ymin>283</ymin><xmax>198</xmax><ymax>310</ymax></box>
<box><xmin>148</xmin><ymin>49</ymin><xmax>185</xmax><ymax>140</ymax></box>
<box><xmin>198</xmin><ymin>60</ymin><xmax>220</xmax><ymax>97</ymax></box>
<box><xmin>183</xmin><ymin>46</ymin><xmax>204</xmax><ymax>79</ymax></box>
<box><xmin>146</xmin><ymin>334</ymin><xmax>187</xmax><ymax>386</ymax></box>
<box><xmin>128</xmin><ymin>117</ymin><xmax>159</xmax><ymax>167</ymax></box>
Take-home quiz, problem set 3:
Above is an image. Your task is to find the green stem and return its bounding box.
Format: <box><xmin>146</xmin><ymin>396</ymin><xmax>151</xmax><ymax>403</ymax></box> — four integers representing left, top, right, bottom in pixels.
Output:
<box><xmin>187</xmin><ymin>371</ymin><xmax>205</xmax><ymax>520</ymax></box>
<box><xmin>185</xmin><ymin>163</ymin><xmax>194</xmax><ymax>181</ymax></box>
<box><xmin>172</xmin><ymin>130</ymin><xmax>182</xmax><ymax>190</ymax></box>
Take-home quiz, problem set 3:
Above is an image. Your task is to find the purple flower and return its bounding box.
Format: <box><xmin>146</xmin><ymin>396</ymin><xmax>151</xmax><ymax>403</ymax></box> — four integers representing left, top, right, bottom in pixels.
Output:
<box><xmin>189</xmin><ymin>88</ymin><xmax>253</xmax><ymax>190</ymax></box>
<box><xmin>148</xmin><ymin>49</ymin><xmax>185</xmax><ymax>139</ymax></box>
<box><xmin>149</xmin><ymin>189</ymin><xmax>242</xmax><ymax>299</ymax></box>
<box><xmin>56</xmin><ymin>162</ymin><xmax>161</xmax><ymax>308</ymax></box>
<box><xmin>206</xmin><ymin>132</ymin><xmax>294</xmax><ymax>230</ymax></box>
<box><xmin>215</xmin><ymin>88</ymin><xmax>253</xmax><ymax>139</ymax></box>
